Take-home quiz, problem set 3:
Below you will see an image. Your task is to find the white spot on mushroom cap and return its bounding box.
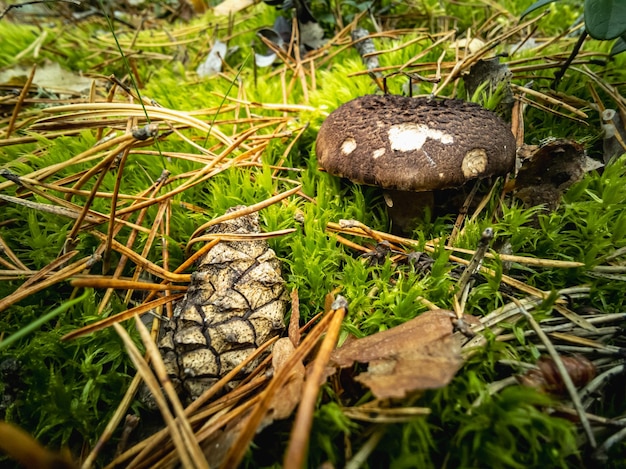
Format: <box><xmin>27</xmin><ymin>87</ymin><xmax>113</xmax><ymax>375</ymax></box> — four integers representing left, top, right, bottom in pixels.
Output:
<box><xmin>462</xmin><ymin>148</ymin><xmax>488</xmax><ymax>177</ymax></box>
<box><xmin>387</xmin><ymin>123</ymin><xmax>454</xmax><ymax>153</ymax></box>
<box><xmin>341</xmin><ymin>138</ymin><xmax>357</xmax><ymax>155</ymax></box>
<box><xmin>373</xmin><ymin>148</ymin><xmax>386</xmax><ymax>159</ymax></box>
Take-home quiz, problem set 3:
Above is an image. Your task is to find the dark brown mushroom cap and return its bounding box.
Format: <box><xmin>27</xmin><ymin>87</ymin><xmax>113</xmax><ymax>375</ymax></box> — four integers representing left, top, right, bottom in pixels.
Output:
<box><xmin>316</xmin><ymin>94</ymin><xmax>516</xmax><ymax>191</ymax></box>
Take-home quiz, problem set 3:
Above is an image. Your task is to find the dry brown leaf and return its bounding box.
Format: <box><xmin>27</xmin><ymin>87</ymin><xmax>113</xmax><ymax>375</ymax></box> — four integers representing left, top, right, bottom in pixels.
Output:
<box><xmin>355</xmin><ymin>336</ymin><xmax>461</xmax><ymax>399</ymax></box>
<box><xmin>330</xmin><ymin>310</ymin><xmax>462</xmax><ymax>399</ymax></box>
<box><xmin>517</xmin><ymin>355</ymin><xmax>596</xmax><ymax>395</ymax></box>
<box><xmin>0</xmin><ymin>61</ymin><xmax>94</xmax><ymax>95</ymax></box>
<box><xmin>203</xmin><ymin>421</ymin><xmax>245</xmax><ymax>468</ymax></box>
<box><xmin>514</xmin><ymin>139</ymin><xmax>599</xmax><ymax>212</ymax></box>
<box><xmin>263</xmin><ymin>338</ymin><xmax>305</xmax><ymax>425</ymax></box>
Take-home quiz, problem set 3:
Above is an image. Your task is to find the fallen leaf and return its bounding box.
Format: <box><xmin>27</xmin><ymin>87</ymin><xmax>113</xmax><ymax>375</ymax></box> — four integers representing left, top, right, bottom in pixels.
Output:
<box><xmin>213</xmin><ymin>0</ymin><xmax>255</xmax><ymax>16</ymax></box>
<box><xmin>255</xmin><ymin>5</ymin><xmax>326</xmax><ymax>65</ymax></box>
<box><xmin>330</xmin><ymin>310</ymin><xmax>462</xmax><ymax>399</ymax></box>
<box><xmin>196</xmin><ymin>40</ymin><xmax>228</xmax><ymax>77</ymax></box>
<box><xmin>254</xmin><ymin>52</ymin><xmax>278</xmax><ymax>68</ymax></box>
<box><xmin>514</xmin><ymin>139</ymin><xmax>600</xmax><ymax>212</ymax></box>
<box><xmin>255</xmin><ymin>25</ymin><xmax>285</xmax><ymax>68</ymax></box>
<box><xmin>463</xmin><ymin>57</ymin><xmax>513</xmax><ymax>117</ymax></box>
<box><xmin>300</xmin><ymin>21</ymin><xmax>326</xmax><ymax>50</ymax></box>
<box><xmin>262</xmin><ymin>337</ymin><xmax>305</xmax><ymax>426</ymax></box>
<box><xmin>202</xmin><ymin>425</ymin><xmax>241</xmax><ymax>468</ymax></box>
<box><xmin>517</xmin><ymin>355</ymin><xmax>596</xmax><ymax>395</ymax></box>
<box><xmin>464</xmin><ymin>57</ymin><xmax>511</xmax><ymax>99</ymax></box>
<box><xmin>0</xmin><ymin>61</ymin><xmax>94</xmax><ymax>96</ymax></box>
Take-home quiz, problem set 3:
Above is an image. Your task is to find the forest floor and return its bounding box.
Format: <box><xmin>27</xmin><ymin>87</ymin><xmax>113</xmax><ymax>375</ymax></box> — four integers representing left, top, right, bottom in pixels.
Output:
<box><xmin>1</xmin><ymin>0</ymin><xmax>626</xmax><ymax>468</ymax></box>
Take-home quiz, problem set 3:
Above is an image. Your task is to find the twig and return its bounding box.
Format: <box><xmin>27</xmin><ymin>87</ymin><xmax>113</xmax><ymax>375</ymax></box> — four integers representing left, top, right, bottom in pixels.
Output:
<box><xmin>0</xmin><ymin>0</ymin><xmax>80</xmax><ymax>20</ymax></box>
<box><xmin>592</xmin><ymin>424</ymin><xmax>626</xmax><ymax>463</ymax></box>
<box><xmin>61</xmin><ymin>294</ymin><xmax>184</xmax><ymax>341</ymax></box>
<box><xmin>112</xmin><ymin>320</ymin><xmax>203</xmax><ymax>469</ymax></box>
<box><xmin>133</xmin><ymin>315</ymin><xmax>209</xmax><ymax>469</ymax></box>
<box><xmin>82</xmin><ymin>373</ymin><xmax>143</xmax><ymax>469</ymax></box>
<box><xmin>580</xmin><ymin>364</ymin><xmax>626</xmax><ymax>409</ymax></box>
<box><xmin>552</xmin><ymin>31</ymin><xmax>588</xmax><ymax>89</ymax></box>
<box><xmin>186</xmin><ymin>184</ymin><xmax>302</xmax><ymax>250</ymax></box>
<box><xmin>454</xmin><ymin>227</ymin><xmax>494</xmax><ymax>318</ymax></box>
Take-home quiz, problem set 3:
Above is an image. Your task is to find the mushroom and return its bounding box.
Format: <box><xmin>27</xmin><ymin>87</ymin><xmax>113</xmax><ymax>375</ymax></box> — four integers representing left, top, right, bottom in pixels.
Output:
<box><xmin>315</xmin><ymin>94</ymin><xmax>516</xmax><ymax>231</ymax></box>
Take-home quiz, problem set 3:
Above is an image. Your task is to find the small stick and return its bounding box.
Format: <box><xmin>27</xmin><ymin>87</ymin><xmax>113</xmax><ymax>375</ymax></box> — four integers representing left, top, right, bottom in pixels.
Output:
<box><xmin>134</xmin><ymin>315</ymin><xmax>208</xmax><ymax>468</ymax></box>
<box><xmin>0</xmin><ymin>0</ymin><xmax>80</xmax><ymax>20</ymax></box>
<box><xmin>83</xmin><ymin>373</ymin><xmax>144</xmax><ymax>469</ymax></box>
<box><xmin>0</xmin><ymin>235</ymin><xmax>29</xmax><ymax>271</ymax></box>
<box><xmin>90</xmin><ymin>231</ymin><xmax>189</xmax><ymax>282</ymax></box>
<box><xmin>0</xmin><ymin>254</ymin><xmax>99</xmax><ymax>313</ymax></box>
<box><xmin>15</xmin><ymin>250</ymin><xmax>78</xmax><ymax>291</ymax></box>
<box><xmin>338</xmin><ymin>219</ymin><xmax>386</xmax><ymax>243</ymax></box>
<box><xmin>112</xmin><ymin>321</ymin><xmax>201</xmax><ymax>469</ymax></box>
<box><xmin>510</xmin><ymin>83</ymin><xmax>588</xmax><ymax>118</ymax></box>
<box><xmin>289</xmin><ymin>289</ymin><xmax>301</xmax><ymax>347</ymax></box>
<box><xmin>593</xmin><ymin>426</ymin><xmax>626</xmax><ymax>463</ymax></box>
<box><xmin>186</xmin><ymin>184</ymin><xmax>301</xmax><ymax>249</ymax></box>
<box><xmin>553</xmin><ymin>31</ymin><xmax>588</xmax><ymax>89</ymax></box>
<box><xmin>61</xmin><ymin>294</ymin><xmax>184</xmax><ymax>341</ymax></box>
<box><xmin>69</xmin><ymin>278</ymin><xmax>187</xmax><ymax>291</ymax></box>
<box><xmin>352</xmin><ymin>27</ymin><xmax>383</xmax><ymax>88</ymax></box>
<box><xmin>454</xmin><ymin>227</ymin><xmax>494</xmax><ymax>318</ymax></box>
<box><xmin>115</xmin><ymin>415</ymin><xmax>140</xmax><ymax>458</ymax></box>
<box><xmin>580</xmin><ymin>364</ymin><xmax>626</xmax><ymax>409</ymax></box>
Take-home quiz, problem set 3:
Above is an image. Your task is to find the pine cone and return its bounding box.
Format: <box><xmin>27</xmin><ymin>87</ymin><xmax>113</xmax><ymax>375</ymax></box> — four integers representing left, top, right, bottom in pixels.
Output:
<box><xmin>158</xmin><ymin>207</ymin><xmax>287</xmax><ymax>402</ymax></box>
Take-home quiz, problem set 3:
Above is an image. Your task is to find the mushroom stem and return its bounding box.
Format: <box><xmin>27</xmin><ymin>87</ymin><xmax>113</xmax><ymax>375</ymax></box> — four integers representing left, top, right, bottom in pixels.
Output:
<box><xmin>384</xmin><ymin>185</ymin><xmax>478</xmax><ymax>234</ymax></box>
<box><xmin>383</xmin><ymin>189</ymin><xmax>435</xmax><ymax>234</ymax></box>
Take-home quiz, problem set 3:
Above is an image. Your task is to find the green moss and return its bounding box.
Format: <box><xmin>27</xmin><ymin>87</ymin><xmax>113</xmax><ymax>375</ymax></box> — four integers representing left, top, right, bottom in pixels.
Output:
<box><xmin>2</xmin><ymin>0</ymin><xmax>626</xmax><ymax>467</ymax></box>
<box><xmin>0</xmin><ymin>293</ymin><xmax>136</xmax><ymax>451</ymax></box>
<box><xmin>451</xmin><ymin>386</ymin><xmax>579</xmax><ymax>468</ymax></box>
<box><xmin>0</xmin><ymin>23</ymin><xmax>40</xmax><ymax>67</ymax></box>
